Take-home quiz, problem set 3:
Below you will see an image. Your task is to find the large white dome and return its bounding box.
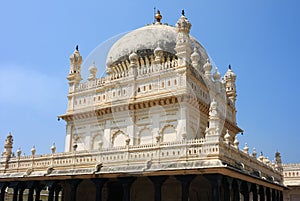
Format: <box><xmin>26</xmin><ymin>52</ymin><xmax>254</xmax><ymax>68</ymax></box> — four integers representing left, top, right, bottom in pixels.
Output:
<box><xmin>106</xmin><ymin>24</ymin><xmax>209</xmax><ymax>67</ymax></box>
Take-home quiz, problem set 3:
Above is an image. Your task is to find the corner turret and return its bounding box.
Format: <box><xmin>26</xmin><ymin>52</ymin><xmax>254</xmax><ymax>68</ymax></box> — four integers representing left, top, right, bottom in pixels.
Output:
<box><xmin>175</xmin><ymin>10</ymin><xmax>192</xmax><ymax>67</ymax></box>
<box><xmin>2</xmin><ymin>133</ymin><xmax>13</xmax><ymax>166</ymax></box>
<box><xmin>224</xmin><ymin>65</ymin><xmax>237</xmax><ymax>105</ymax></box>
<box><xmin>67</xmin><ymin>45</ymin><xmax>82</xmax><ymax>84</ymax></box>
<box><xmin>205</xmin><ymin>99</ymin><xmax>222</xmax><ymax>142</ymax></box>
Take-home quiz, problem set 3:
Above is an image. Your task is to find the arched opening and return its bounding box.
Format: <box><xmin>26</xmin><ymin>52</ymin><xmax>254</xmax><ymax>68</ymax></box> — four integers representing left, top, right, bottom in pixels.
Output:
<box><xmin>76</xmin><ymin>180</ymin><xmax>96</xmax><ymax>201</ymax></box>
<box><xmin>162</xmin><ymin>176</ymin><xmax>181</xmax><ymax>201</ymax></box>
<box><xmin>189</xmin><ymin>175</ymin><xmax>211</xmax><ymax>201</ymax></box>
<box><xmin>91</xmin><ymin>133</ymin><xmax>102</xmax><ymax>150</ymax></box>
<box><xmin>162</xmin><ymin>126</ymin><xmax>176</xmax><ymax>142</ymax></box>
<box><xmin>131</xmin><ymin>177</ymin><xmax>153</xmax><ymax>201</ymax></box>
<box><xmin>112</xmin><ymin>131</ymin><xmax>127</xmax><ymax>147</ymax></box>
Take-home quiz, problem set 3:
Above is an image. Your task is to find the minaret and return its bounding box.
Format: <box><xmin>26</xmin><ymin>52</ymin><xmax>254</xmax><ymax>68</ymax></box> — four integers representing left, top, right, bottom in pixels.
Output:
<box><xmin>66</xmin><ymin>45</ymin><xmax>82</xmax><ymax>113</ymax></box>
<box><xmin>224</xmin><ymin>65</ymin><xmax>237</xmax><ymax>105</ymax></box>
<box><xmin>205</xmin><ymin>99</ymin><xmax>221</xmax><ymax>142</ymax></box>
<box><xmin>175</xmin><ymin>10</ymin><xmax>192</xmax><ymax>67</ymax></box>
<box><xmin>2</xmin><ymin>133</ymin><xmax>13</xmax><ymax>163</ymax></box>
<box><xmin>67</xmin><ymin>45</ymin><xmax>82</xmax><ymax>85</ymax></box>
<box><xmin>275</xmin><ymin>151</ymin><xmax>283</xmax><ymax>172</ymax></box>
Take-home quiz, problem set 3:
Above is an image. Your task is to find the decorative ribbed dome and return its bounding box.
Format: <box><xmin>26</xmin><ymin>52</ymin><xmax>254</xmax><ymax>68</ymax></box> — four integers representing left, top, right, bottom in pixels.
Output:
<box><xmin>106</xmin><ymin>24</ymin><xmax>209</xmax><ymax>68</ymax></box>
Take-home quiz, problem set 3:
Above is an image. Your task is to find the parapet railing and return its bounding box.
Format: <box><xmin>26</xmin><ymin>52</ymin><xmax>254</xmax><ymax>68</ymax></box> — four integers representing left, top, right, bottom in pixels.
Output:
<box><xmin>0</xmin><ymin>137</ymin><xmax>282</xmax><ymax>182</ymax></box>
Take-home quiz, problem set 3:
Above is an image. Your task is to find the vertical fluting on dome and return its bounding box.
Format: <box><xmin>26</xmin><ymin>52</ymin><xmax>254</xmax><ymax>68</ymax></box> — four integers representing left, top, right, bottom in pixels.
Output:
<box><xmin>67</xmin><ymin>45</ymin><xmax>82</xmax><ymax>84</ymax></box>
<box><xmin>175</xmin><ymin>10</ymin><xmax>192</xmax><ymax>67</ymax></box>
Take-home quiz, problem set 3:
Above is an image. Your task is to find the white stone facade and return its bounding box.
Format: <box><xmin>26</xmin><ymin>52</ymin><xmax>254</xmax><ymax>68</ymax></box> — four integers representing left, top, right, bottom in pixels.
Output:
<box><xmin>62</xmin><ymin>12</ymin><xmax>240</xmax><ymax>154</ymax></box>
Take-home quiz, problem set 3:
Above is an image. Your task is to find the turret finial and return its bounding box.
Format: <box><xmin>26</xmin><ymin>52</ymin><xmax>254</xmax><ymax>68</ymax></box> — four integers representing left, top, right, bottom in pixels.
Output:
<box><xmin>75</xmin><ymin>45</ymin><xmax>79</xmax><ymax>51</ymax></box>
<box><xmin>228</xmin><ymin>64</ymin><xmax>231</xmax><ymax>69</ymax></box>
<box><xmin>182</xmin><ymin>9</ymin><xmax>185</xmax><ymax>16</ymax></box>
<box><xmin>155</xmin><ymin>10</ymin><xmax>162</xmax><ymax>24</ymax></box>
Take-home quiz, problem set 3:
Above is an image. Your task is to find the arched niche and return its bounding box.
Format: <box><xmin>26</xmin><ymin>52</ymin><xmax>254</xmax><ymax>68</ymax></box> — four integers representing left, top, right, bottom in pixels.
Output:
<box><xmin>161</xmin><ymin>125</ymin><xmax>177</xmax><ymax>142</ymax></box>
<box><xmin>112</xmin><ymin>130</ymin><xmax>127</xmax><ymax>147</ymax></box>
<box><xmin>139</xmin><ymin>128</ymin><xmax>153</xmax><ymax>145</ymax></box>
<box><xmin>91</xmin><ymin>133</ymin><xmax>103</xmax><ymax>150</ymax></box>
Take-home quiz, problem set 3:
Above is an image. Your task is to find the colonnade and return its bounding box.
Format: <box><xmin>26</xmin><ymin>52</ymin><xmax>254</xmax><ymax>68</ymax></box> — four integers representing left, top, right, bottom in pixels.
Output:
<box><xmin>0</xmin><ymin>174</ymin><xmax>283</xmax><ymax>201</ymax></box>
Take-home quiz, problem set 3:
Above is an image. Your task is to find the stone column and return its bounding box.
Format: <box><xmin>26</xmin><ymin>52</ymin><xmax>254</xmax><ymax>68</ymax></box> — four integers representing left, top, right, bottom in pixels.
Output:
<box><xmin>175</xmin><ymin>175</ymin><xmax>195</xmax><ymax>201</ymax></box>
<box><xmin>46</xmin><ymin>181</ymin><xmax>57</xmax><ymax>201</ymax></box>
<box><xmin>34</xmin><ymin>184</ymin><xmax>44</xmax><ymax>201</ymax></box>
<box><xmin>0</xmin><ymin>182</ymin><xmax>8</xmax><ymax>201</ymax></box>
<box><xmin>266</xmin><ymin>187</ymin><xmax>271</xmax><ymax>201</ymax></box>
<box><xmin>241</xmin><ymin>182</ymin><xmax>251</xmax><ymax>201</ymax></box>
<box><xmin>119</xmin><ymin>177</ymin><xmax>136</xmax><ymax>201</ymax></box>
<box><xmin>54</xmin><ymin>185</ymin><xmax>62</xmax><ymax>201</ymax></box>
<box><xmin>279</xmin><ymin>191</ymin><xmax>283</xmax><ymax>201</ymax></box>
<box><xmin>91</xmin><ymin>178</ymin><xmax>108</xmax><ymax>201</ymax></box>
<box><xmin>68</xmin><ymin>179</ymin><xmax>81</xmax><ymax>201</ymax></box>
<box><xmin>224</xmin><ymin>177</ymin><xmax>232</xmax><ymax>201</ymax></box>
<box><xmin>272</xmin><ymin>189</ymin><xmax>276</xmax><ymax>201</ymax></box>
<box><xmin>251</xmin><ymin>184</ymin><xmax>258</xmax><ymax>201</ymax></box>
<box><xmin>233</xmin><ymin>180</ymin><xmax>241</xmax><ymax>201</ymax></box>
<box><xmin>204</xmin><ymin>174</ymin><xmax>222</xmax><ymax>201</ymax></box>
<box><xmin>18</xmin><ymin>184</ymin><xmax>25</xmax><ymax>201</ymax></box>
<box><xmin>26</xmin><ymin>181</ymin><xmax>36</xmax><ymax>201</ymax></box>
<box><xmin>149</xmin><ymin>176</ymin><xmax>168</xmax><ymax>201</ymax></box>
<box><xmin>12</xmin><ymin>184</ymin><xmax>18</xmax><ymax>201</ymax></box>
<box><xmin>259</xmin><ymin>186</ymin><xmax>265</xmax><ymax>201</ymax></box>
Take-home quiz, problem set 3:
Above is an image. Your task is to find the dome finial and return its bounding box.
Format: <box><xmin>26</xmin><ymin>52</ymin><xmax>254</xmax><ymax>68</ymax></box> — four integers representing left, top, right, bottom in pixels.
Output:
<box><xmin>228</xmin><ymin>64</ymin><xmax>231</xmax><ymax>69</ymax></box>
<box><xmin>182</xmin><ymin>9</ymin><xmax>185</xmax><ymax>16</ymax></box>
<box><xmin>155</xmin><ymin>10</ymin><xmax>162</xmax><ymax>24</ymax></box>
<box><xmin>75</xmin><ymin>45</ymin><xmax>79</xmax><ymax>51</ymax></box>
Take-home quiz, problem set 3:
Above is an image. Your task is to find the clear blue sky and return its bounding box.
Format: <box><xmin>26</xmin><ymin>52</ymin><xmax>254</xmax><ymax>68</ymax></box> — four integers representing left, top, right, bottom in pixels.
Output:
<box><xmin>0</xmin><ymin>1</ymin><xmax>299</xmax><ymax>163</ymax></box>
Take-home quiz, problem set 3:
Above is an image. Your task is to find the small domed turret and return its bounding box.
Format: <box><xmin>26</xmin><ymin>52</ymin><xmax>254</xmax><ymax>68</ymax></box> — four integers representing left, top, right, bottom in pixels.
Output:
<box><xmin>191</xmin><ymin>47</ymin><xmax>200</xmax><ymax>69</ymax></box>
<box><xmin>176</xmin><ymin>10</ymin><xmax>191</xmax><ymax>34</ymax></box>
<box><xmin>203</xmin><ymin>59</ymin><xmax>212</xmax><ymax>79</ymax></box>
<box><xmin>213</xmin><ymin>67</ymin><xmax>221</xmax><ymax>81</ymax></box>
<box><xmin>88</xmin><ymin>62</ymin><xmax>98</xmax><ymax>81</ymax></box>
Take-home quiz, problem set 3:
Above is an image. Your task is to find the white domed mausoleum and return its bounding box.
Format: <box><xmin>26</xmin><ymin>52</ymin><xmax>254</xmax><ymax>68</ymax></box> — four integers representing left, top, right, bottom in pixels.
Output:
<box><xmin>2</xmin><ymin>10</ymin><xmax>297</xmax><ymax>201</ymax></box>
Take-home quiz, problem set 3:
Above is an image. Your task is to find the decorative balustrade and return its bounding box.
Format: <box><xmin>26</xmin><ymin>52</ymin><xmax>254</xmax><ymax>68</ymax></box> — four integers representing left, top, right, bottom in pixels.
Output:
<box><xmin>75</xmin><ymin>77</ymin><xmax>106</xmax><ymax>92</ymax></box>
<box><xmin>0</xmin><ymin>138</ymin><xmax>281</xmax><ymax>183</ymax></box>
